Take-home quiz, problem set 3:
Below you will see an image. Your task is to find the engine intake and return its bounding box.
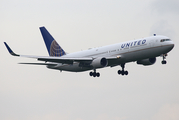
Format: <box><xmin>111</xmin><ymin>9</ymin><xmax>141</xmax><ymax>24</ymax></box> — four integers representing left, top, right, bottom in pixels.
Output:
<box><xmin>137</xmin><ymin>57</ymin><xmax>156</xmax><ymax>66</ymax></box>
<box><xmin>91</xmin><ymin>57</ymin><xmax>108</xmax><ymax>68</ymax></box>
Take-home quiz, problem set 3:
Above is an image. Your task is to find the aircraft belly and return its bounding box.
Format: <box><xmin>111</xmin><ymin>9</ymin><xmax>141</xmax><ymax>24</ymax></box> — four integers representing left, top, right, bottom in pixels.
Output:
<box><xmin>54</xmin><ymin>63</ymin><xmax>91</xmax><ymax>72</ymax></box>
<box><xmin>122</xmin><ymin>46</ymin><xmax>169</xmax><ymax>62</ymax></box>
<box><xmin>107</xmin><ymin>59</ymin><xmax>125</xmax><ymax>66</ymax></box>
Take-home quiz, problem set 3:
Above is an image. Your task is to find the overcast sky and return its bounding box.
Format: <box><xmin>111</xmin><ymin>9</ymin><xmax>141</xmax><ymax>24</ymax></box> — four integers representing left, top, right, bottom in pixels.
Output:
<box><xmin>1</xmin><ymin>0</ymin><xmax>179</xmax><ymax>120</ymax></box>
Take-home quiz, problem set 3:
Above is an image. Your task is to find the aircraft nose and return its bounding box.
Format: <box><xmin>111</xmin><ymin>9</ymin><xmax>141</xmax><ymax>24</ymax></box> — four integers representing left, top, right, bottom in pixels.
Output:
<box><xmin>169</xmin><ymin>41</ymin><xmax>175</xmax><ymax>50</ymax></box>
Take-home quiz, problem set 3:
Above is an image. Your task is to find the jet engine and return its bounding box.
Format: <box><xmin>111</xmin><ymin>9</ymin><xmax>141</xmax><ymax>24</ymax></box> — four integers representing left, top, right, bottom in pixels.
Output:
<box><xmin>137</xmin><ymin>57</ymin><xmax>156</xmax><ymax>66</ymax></box>
<box><xmin>91</xmin><ymin>57</ymin><xmax>108</xmax><ymax>68</ymax></box>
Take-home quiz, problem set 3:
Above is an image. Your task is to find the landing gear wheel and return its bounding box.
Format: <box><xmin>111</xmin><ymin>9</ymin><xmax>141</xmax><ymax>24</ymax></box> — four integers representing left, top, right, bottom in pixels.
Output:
<box><xmin>121</xmin><ymin>71</ymin><xmax>125</xmax><ymax>76</ymax></box>
<box><xmin>89</xmin><ymin>72</ymin><xmax>93</xmax><ymax>76</ymax></box>
<box><xmin>118</xmin><ymin>70</ymin><xmax>121</xmax><ymax>75</ymax></box>
<box><xmin>93</xmin><ymin>72</ymin><xmax>96</xmax><ymax>77</ymax></box>
<box><xmin>162</xmin><ymin>60</ymin><xmax>167</xmax><ymax>64</ymax></box>
<box><xmin>89</xmin><ymin>71</ymin><xmax>100</xmax><ymax>77</ymax></box>
<box><xmin>117</xmin><ymin>64</ymin><xmax>129</xmax><ymax>76</ymax></box>
<box><xmin>124</xmin><ymin>71</ymin><xmax>128</xmax><ymax>75</ymax></box>
<box><xmin>161</xmin><ymin>54</ymin><xmax>167</xmax><ymax>65</ymax></box>
<box><xmin>96</xmin><ymin>73</ymin><xmax>100</xmax><ymax>77</ymax></box>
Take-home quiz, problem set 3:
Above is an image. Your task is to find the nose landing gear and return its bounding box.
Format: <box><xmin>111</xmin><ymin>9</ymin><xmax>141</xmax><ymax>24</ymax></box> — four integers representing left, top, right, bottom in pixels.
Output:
<box><xmin>161</xmin><ymin>54</ymin><xmax>167</xmax><ymax>64</ymax></box>
<box><xmin>118</xmin><ymin>63</ymin><xmax>128</xmax><ymax>76</ymax></box>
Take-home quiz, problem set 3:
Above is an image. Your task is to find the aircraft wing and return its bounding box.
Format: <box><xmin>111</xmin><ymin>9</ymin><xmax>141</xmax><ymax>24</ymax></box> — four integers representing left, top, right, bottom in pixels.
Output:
<box><xmin>19</xmin><ymin>62</ymin><xmax>58</xmax><ymax>66</ymax></box>
<box><xmin>4</xmin><ymin>42</ymin><xmax>121</xmax><ymax>64</ymax></box>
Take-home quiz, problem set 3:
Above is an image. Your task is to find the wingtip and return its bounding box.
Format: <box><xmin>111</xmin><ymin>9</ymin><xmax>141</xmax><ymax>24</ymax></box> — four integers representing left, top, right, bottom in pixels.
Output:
<box><xmin>4</xmin><ymin>42</ymin><xmax>20</xmax><ymax>56</ymax></box>
<box><xmin>4</xmin><ymin>42</ymin><xmax>13</xmax><ymax>53</ymax></box>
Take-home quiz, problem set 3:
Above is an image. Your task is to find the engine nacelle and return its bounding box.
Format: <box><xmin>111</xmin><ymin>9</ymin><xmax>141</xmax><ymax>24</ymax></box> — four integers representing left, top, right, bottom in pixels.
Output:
<box><xmin>137</xmin><ymin>57</ymin><xmax>156</xmax><ymax>66</ymax></box>
<box><xmin>91</xmin><ymin>57</ymin><xmax>108</xmax><ymax>68</ymax></box>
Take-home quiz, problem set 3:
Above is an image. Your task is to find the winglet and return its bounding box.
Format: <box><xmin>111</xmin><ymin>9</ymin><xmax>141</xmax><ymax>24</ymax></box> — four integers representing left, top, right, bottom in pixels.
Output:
<box><xmin>4</xmin><ymin>42</ymin><xmax>20</xmax><ymax>56</ymax></box>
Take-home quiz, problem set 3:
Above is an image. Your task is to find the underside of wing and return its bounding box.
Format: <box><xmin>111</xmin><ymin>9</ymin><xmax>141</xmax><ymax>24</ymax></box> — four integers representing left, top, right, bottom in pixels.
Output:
<box><xmin>19</xmin><ymin>62</ymin><xmax>58</xmax><ymax>66</ymax></box>
<box><xmin>37</xmin><ymin>57</ymin><xmax>93</xmax><ymax>64</ymax></box>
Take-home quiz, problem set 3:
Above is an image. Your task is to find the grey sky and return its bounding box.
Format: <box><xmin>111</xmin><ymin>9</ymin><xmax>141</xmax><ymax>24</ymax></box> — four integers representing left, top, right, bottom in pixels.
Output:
<box><xmin>1</xmin><ymin>0</ymin><xmax>179</xmax><ymax>120</ymax></box>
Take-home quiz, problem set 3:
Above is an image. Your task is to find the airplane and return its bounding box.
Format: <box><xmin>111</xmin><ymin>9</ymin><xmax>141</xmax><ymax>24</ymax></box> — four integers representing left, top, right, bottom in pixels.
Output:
<box><xmin>4</xmin><ymin>27</ymin><xmax>174</xmax><ymax>77</ymax></box>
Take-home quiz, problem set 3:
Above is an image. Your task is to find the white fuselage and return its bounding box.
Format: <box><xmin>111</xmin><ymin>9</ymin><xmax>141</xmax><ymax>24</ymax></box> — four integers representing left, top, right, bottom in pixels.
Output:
<box><xmin>47</xmin><ymin>35</ymin><xmax>174</xmax><ymax>72</ymax></box>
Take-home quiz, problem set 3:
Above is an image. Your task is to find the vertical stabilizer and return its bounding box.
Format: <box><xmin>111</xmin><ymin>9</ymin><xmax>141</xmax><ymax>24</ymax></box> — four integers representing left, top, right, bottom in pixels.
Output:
<box><xmin>39</xmin><ymin>27</ymin><xmax>66</xmax><ymax>57</ymax></box>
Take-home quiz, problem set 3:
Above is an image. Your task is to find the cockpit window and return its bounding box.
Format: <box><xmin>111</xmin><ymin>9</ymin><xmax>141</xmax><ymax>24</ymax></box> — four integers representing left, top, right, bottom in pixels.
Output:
<box><xmin>160</xmin><ymin>39</ymin><xmax>171</xmax><ymax>42</ymax></box>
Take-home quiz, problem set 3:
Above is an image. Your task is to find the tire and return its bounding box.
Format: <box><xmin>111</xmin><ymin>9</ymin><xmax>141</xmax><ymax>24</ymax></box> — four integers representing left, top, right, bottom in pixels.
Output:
<box><xmin>125</xmin><ymin>71</ymin><xmax>128</xmax><ymax>75</ymax></box>
<box><xmin>89</xmin><ymin>72</ymin><xmax>93</xmax><ymax>76</ymax></box>
<box><xmin>96</xmin><ymin>73</ymin><xmax>100</xmax><ymax>77</ymax></box>
<box><xmin>118</xmin><ymin>70</ymin><xmax>121</xmax><ymax>75</ymax></box>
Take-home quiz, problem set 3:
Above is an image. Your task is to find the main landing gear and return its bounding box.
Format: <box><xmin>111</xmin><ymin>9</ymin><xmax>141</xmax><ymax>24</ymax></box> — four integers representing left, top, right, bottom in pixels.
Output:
<box><xmin>118</xmin><ymin>63</ymin><xmax>128</xmax><ymax>76</ymax></box>
<box><xmin>89</xmin><ymin>69</ymin><xmax>100</xmax><ymax>77</ymax></box>
<box><xmin>161</xmin><ymin>54</ymin><xmax>167</xmax><ymax>64</ymax></box>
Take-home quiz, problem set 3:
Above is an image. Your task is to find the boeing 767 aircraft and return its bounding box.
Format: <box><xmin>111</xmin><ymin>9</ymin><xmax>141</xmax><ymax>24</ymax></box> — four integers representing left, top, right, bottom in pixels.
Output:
<box><xmin>4</xmin><ymin>27</ymin><xmax>174</xmax><ymax>77</ymax></box>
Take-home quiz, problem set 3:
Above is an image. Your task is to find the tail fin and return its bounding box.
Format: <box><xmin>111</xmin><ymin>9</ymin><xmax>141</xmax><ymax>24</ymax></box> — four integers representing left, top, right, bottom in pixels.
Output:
<box><xmin>39</xmin><ymin>27</ymin><xmax>66</xmax><ymax>57</ymax></box>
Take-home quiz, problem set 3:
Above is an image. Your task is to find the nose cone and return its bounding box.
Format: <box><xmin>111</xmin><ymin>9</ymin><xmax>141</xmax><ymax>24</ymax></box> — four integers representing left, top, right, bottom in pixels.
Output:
<box><xmin>168</xmin><ymin>41</ymin><xmax>175</xmax><ymax>52</ymax></box>
<box><xmin>170</xmin><ymin>41</ymin><xmax>175</xmax><ymax>49</ymax></box>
